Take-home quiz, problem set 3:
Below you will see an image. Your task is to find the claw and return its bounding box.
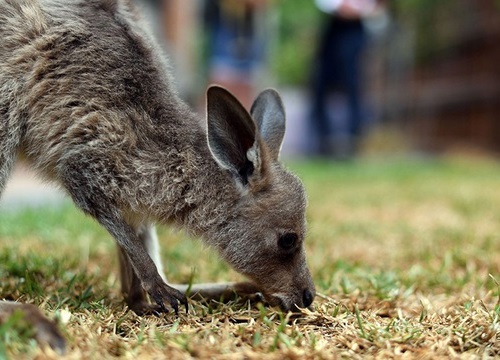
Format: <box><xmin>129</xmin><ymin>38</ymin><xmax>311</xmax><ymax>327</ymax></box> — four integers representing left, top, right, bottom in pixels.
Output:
<box><xmin>171</xmin><ymin>300</ymin><xmax>179</xmax><ymax>315</ymax></box>
<box><xmin>146</xmin><ymin>282</ymin><xmax>189</xmax><ymax>316</ymax></box>
<box><xmin>171</xmin><ymin>287</ymin><xmax>188</xmax><ymax>315</ymax></box>
<box><xmin>152</xmin><ymin>295</ymin><xmax>169</xmax><ymax>315</ymax></box>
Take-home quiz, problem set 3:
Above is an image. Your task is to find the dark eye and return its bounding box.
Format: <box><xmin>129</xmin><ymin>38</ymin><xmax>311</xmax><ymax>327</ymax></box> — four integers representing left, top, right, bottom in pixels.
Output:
<box><xmin>278</xmin><ymin>233</ymin><xmax>298</xmax><ymax>251</ymax></box>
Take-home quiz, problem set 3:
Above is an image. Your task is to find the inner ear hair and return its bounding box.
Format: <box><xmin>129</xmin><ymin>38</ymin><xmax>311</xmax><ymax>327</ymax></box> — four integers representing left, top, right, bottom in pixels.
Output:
<box><xmin>238</xmin><ymin>159</ymin><xmax>254</xmax><ymax>185</ymax></box>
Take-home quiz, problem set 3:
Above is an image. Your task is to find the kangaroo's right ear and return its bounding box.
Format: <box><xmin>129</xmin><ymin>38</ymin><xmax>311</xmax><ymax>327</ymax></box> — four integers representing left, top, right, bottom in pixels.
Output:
<box><xmin>250</xmin><ymin>89</ymin><xmax>286</xmax><ymax>161</ymax></box>
<box><xmin>206</xmin><ymin>86</ymin><xmax>263</xmax><ymax>188</ymax></box>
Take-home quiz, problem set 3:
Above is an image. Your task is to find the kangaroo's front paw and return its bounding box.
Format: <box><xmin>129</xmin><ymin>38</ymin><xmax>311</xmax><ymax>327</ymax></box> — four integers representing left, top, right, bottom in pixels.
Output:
<box><xmin>146</xmin><ymin>282</ymin><xmax>188</xmax><ymax>315</ymax></box>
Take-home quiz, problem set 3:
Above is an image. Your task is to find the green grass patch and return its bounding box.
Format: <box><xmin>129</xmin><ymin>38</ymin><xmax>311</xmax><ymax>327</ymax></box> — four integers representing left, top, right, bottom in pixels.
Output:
<box><xmin>1</xmin><ymin>156</ymin><xmax>500</xmax><ymax>358</ymax></box>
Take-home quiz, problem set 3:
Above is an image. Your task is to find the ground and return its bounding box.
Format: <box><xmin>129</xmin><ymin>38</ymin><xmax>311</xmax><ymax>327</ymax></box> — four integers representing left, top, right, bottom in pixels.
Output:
<box><xmin>1</xmin><ymin>156</ymin><xmax>499</xmax><ymax>359</ymax></box>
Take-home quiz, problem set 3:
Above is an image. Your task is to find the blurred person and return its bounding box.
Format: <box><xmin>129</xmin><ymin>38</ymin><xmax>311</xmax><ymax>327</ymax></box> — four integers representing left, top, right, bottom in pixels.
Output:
<box><xmin>310</xmin><ymin>0</ymin><xmax>385</xmax><ymax>158</ymax></box>
<box><xmin>203</xmin><ymin>0</ymin><xmax>269</xmax><ymax>109</ymax></box>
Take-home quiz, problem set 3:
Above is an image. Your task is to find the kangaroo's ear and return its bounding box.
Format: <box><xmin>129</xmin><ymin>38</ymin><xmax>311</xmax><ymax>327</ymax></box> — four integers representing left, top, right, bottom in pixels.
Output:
<box><xmin>206</xmin><ymin>86</ymin><xmax>262</xmax><ymax>186</ymax></box>
<box><xmin>250</xmin><ymin>89</ymin><xmax>286</xmax><ymax>161</ymax></box>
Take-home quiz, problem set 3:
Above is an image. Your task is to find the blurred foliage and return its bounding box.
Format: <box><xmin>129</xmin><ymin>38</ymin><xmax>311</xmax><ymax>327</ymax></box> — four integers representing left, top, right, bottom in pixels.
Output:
<box><xmin>271</xmin><ymin>0</ymin><xmax>322</xmax><ymax>85</ymax></box>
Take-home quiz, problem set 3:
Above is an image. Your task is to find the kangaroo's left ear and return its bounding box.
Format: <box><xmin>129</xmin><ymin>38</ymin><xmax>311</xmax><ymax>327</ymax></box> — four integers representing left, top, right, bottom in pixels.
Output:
<box><xmin>206</xmin><ymin>86</ymin><xmax>263</xmax><ymax>188</ymax></box>
<box><xmin>250</xmin><ymin>89</ymin><xmax>286</xmax><ymax>161</ymax></box>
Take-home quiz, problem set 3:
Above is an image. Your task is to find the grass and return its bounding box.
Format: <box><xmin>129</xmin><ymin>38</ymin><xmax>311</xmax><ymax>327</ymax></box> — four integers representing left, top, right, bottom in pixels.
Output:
<box><xmin>1</xmin><ymin>156</ymin><xmax>500</xmax><ymax>359</ymax></box>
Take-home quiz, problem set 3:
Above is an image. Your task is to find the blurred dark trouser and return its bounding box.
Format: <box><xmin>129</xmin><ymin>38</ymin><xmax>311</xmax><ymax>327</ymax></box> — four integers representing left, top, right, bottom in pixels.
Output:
<box><xmin>310</xmin><ymin>16</ymin><xmax>366</xmax><ymax>157</ymax></box>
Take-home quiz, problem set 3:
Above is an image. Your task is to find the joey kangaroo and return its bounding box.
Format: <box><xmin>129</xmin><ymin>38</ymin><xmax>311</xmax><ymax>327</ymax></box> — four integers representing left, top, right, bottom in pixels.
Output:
<box><xmin>0</xmin><ymin>0</ymin><xmax>315</xmax><ymax>351</ymax></box>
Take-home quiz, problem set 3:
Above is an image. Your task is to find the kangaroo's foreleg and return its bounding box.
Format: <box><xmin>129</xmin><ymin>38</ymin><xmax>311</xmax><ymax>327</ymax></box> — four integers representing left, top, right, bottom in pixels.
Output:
<box><xmin>118</xmin><ymin>224</ymin><xmax>169</xmax><ymax>315</ymax></box>
<box><xmin>101</xmin><ymin>212</ymin><xmax>188</xmax><ymax>315</ymax></box>
<box><xmin>60</xmin><ymin>158</ymin><xmax>187</xmax><ymax>315</ymax></box>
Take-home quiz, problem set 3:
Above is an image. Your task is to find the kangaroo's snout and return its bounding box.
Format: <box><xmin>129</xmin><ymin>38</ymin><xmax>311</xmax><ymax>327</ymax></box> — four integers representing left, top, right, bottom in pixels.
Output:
<box><xmin>303</xmin><ymin>288</ymin><xmax>314</xmax><ymax>308</ymax></box>
<box><xmin>264</xmin><ymin>282</ymin><xmax>316</xmax><ymax>312</ymax></box>
<box><xmin>269</xmin><ymin>270</ymin><xmax>316</xmax><ymax>312</ymax></box>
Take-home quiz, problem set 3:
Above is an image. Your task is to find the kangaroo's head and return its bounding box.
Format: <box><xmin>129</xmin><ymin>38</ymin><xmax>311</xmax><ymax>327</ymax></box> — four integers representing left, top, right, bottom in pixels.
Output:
<box><xmin>206</xmin><ymin>86</ymin><xmax>315</xmax><ymax>311</ymax></box>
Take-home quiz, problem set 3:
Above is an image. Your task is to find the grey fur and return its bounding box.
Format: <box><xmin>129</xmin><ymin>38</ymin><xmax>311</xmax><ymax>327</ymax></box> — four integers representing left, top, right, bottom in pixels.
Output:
<box><xmin>0</xmin><ymin>0</ymin><xmax>315</xmax><ymax>337</ymax></box>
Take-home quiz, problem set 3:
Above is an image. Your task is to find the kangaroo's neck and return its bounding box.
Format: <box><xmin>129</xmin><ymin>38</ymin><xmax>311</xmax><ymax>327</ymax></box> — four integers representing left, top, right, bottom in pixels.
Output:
<box><xmin>129</xmin><ymin>107</ymin><xmax>238</xmax><ymax>242</ymax></box>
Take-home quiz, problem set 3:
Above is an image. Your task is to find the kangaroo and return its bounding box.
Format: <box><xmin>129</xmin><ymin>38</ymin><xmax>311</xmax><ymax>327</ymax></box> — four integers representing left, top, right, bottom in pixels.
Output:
<box><xmin>0</xmin><ymin>0</ymin><xmax>315</xmax><ymax>352</ymax></box>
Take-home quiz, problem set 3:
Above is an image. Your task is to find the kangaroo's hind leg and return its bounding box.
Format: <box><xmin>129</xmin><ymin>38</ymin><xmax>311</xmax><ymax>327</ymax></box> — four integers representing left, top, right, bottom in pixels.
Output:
<box><xmin>0</xmin><ymin>118</ymin><xmax>66</xmax><ymax>352</ymax></box>
<box><xmin>0</xmin><ymin>301</ymin><xmax>66</xmax><ymax>353</ymax></box>
<box><xmin>171</xmin><ymin>282</ymin><xmax>263</xmax><ymax>305</ymax></box>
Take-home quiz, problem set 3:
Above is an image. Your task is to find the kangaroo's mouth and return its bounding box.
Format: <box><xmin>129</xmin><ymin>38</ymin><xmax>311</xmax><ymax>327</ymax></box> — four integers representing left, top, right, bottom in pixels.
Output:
<box><xmin>243</xmin><ymin>279</ymin><xmax>316</xmax><ymax>312</ymax></box>
<box><xmin>264</xmin><ymin>291</ymin><xmax>315</xmax><ymax>312</ymax></box>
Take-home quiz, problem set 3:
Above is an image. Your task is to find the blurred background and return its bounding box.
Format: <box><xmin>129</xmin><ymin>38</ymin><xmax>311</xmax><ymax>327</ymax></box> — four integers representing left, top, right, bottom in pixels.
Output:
<box><xmin>134</xmin><ymin>0</ymin><xmax>500</xmax><ymax>160</ymax></box>
<box><xmin>2</xmin><ymin>0</ymin><xmax>500</xmax><ymax>208</ymax></box>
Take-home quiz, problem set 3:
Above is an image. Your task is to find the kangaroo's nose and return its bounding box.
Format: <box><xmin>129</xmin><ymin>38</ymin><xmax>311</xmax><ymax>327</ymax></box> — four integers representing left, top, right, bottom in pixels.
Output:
<box><xmin>303</xmin><ymin>288</ymin><xmax>314</xmax><ymax>308</ymax></box>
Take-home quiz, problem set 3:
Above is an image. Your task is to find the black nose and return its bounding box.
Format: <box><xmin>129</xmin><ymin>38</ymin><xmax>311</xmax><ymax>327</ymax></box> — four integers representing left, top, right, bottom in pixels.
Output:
<box><xmin>303</xmin><ymin>288</ymin><xmax>314</xmax><ymax>308</ymax></box>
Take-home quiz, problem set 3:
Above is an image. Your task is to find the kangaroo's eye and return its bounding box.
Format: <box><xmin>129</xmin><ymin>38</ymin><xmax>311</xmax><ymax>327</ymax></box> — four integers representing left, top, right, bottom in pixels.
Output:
<box><xmin>278</xmin><ymin>233</ymin><xmax>298</xmax><ymax>251</ymax></box>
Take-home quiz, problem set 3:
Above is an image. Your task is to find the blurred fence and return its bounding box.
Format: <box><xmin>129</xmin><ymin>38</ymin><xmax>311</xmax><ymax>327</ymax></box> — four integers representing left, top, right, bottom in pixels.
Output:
<box><xmin>379</xmin><ymin>0</ymin><xmax>500</xmax><ymax>155</ymax></box>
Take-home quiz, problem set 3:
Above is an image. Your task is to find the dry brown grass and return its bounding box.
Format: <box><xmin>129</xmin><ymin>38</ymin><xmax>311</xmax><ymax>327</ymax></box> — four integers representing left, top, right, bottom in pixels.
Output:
<box><xmin>1</xmin><ymin>156</ymin><xmax>500</xmax><ymax>359</ymax></box>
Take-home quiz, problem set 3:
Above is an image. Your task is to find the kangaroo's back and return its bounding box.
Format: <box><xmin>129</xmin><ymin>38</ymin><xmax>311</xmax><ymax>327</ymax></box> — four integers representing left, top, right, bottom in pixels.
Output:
<box><xmin>1</xmin><ymin>0</ymin><xmax>195</xmax><ymax>176</ymax></box>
